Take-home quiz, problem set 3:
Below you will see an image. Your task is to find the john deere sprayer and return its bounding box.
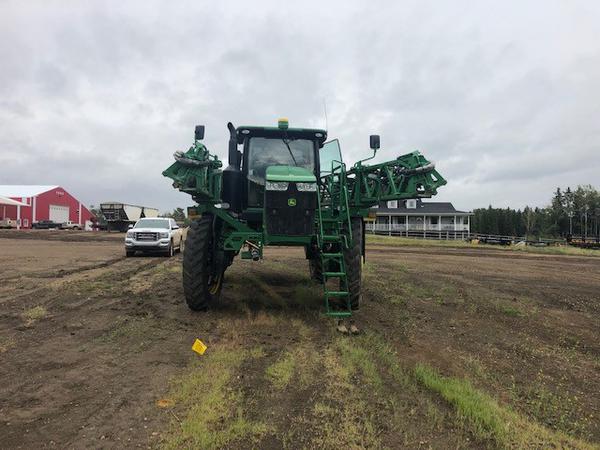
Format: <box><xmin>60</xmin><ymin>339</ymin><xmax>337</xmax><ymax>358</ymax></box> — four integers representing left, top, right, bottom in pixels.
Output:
<box><xmin>163</xmin><ymin>119</ymin><xmax>446</xmax><ymax>317</ymax></box>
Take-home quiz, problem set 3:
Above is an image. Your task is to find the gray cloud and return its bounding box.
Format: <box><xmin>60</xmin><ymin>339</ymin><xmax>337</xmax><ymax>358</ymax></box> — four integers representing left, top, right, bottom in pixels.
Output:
<box><xmin>1</xmin><ymin>0</ymin><xmax>599</xmax><ymax>212</ymax></box>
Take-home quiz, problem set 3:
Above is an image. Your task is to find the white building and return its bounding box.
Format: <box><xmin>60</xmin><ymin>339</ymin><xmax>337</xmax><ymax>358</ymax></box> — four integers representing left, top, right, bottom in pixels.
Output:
<box><xmin>367</xmin><ymin>199</ymin><xmax>473</xmax><ymax>238</ymax></box>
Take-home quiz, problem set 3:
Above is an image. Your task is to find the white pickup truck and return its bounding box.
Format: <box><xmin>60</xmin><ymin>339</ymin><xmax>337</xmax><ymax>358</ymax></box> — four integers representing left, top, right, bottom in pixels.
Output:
<box><xmin>125</xmin><ymin>217</ymin><xmax>184</xmax><ymax>257</ymax></box>
<box><xmin>60</xmin><ymin>221</ymin><xmax>82</xmax><ymax>230</ymax></box>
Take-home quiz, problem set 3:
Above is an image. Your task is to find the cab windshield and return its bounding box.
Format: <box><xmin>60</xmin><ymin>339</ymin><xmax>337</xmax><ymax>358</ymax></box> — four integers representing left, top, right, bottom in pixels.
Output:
<box><xmin>135</xmin><ymin>219</ymin><xmax>169</xmax><ymax>229</ymax></box>
<box><xmin>246</xmin><ymin>137</ymin><xmax>315</xmax><ymax>185</ymax></box>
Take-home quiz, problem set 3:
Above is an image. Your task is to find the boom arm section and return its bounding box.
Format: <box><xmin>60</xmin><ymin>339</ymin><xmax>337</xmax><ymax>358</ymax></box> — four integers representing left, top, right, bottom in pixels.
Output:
<box><xmin>162</xmin><ymin>141</ymin><xmax>223</xmax><ymax>203</ymax></box>
<box><xmin>346</xmin><ymin>151</ymin><xmax>446</xmax><ymax>209</ymax></box>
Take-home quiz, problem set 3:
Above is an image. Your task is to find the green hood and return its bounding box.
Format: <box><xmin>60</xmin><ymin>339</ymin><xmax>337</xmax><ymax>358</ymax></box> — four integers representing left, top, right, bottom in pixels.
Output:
<box><xmin>265</xmin><ymin>166</ymin><xmax>316</xmax><ymax>183</ymax></box>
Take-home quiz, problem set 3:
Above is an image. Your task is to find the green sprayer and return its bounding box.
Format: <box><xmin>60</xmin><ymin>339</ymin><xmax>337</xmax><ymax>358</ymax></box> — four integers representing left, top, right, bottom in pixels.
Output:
<box><xmin>163</xmin><ymin>119</ymin><xmax>446</xmax><ymax>317</ymax></box>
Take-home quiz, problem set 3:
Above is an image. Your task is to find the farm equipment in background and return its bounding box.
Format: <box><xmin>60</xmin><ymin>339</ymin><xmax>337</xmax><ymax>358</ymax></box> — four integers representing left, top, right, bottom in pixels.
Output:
<box><xmin>566</xmin><ymin>235</ymin><xmax>600</xmax><ymax>250</ymax></box>
<box><xmin>100</xmin><ymin>202</ymin><xmax>160</xmax><ymax>232</ymax></box>
<box><xmin>163</xmin><ymin>119</ymin><xmax>446</xmax><ymax>317</ymax></box>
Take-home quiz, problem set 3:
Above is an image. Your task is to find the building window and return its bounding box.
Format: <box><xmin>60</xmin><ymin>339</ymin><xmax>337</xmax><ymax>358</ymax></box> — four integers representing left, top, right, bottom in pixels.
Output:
<box><xmin>406</xmin><ymin>199</ymin><xmax>417</xmax><ymax>209</ymax></box>
<box><xmin>430</xmin><ymin>216</ymin><xmax>438</xmax><ymax>225</ymax></box>
<box><xmin>387</xmin><ymin>200</ymin><xmax>398</xmax><ymax>208</ymax></box>
<box><xmin>463</xmin><ymin>216</ymin><xmax>469</xmax><ymax>225</ymax></box>
<box><xmin>23</xmin><ymin>219</ymin><xmax>29</xmax><ymax>227</ymax></box>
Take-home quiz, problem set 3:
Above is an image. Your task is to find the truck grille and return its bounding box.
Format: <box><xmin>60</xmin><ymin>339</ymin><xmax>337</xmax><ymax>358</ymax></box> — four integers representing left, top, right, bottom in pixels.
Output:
<box><xmin>135</xmin><ymin>232</ymin><xmax>158</xmax><ymax>241</ymax></box>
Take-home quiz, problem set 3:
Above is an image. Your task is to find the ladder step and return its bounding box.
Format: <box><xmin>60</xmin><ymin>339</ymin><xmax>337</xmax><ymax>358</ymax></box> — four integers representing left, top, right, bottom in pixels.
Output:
<box><xmin>323</xmin><ymin>272</ymin><xmax>345</xmax><ymax>277</ymax></box>
<box><xmin>322</xmin><ymin>235</ymin><xmax>341</xmax><ymax>242</ymax></box>
<box><xmin>326</xmin><ymin>311</ymin><xmax>352</xmax><ymax>318</ymax></box>
<box><xmin>321</xmin><ymin>253</ymin><xmax>343</xmax><ymax>258</ymax></box>
<box><xmin>326</xmin><ymin>291</ymin><xmax>349</xmax><ymax>297</ymax></box>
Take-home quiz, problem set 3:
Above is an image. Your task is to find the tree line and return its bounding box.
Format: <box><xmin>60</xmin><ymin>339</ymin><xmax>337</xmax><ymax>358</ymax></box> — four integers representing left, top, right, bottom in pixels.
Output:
<box><xmin>471</xmin><ymin>185</ymin><xmax>600</xmax><ymax>238</ymax></box>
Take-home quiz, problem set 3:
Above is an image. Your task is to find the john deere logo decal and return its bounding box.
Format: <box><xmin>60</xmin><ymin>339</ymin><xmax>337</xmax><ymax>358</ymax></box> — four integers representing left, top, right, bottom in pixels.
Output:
<box><xmin>288</xmin><ymin>198</ymin><xmax>297</xmax><ymax>207</ymax></box>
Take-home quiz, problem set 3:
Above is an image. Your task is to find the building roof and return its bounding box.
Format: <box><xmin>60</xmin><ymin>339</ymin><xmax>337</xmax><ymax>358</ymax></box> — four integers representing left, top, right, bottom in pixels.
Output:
<box><xmin>0</xmin><ymin>195</ymin><xmax>28</xmax><ymax>206</ymax></box>
<box><xmin>0</xmin><ymin>185</ymin><xmax>59</xmax><ymax>198</ymax></box>
<box><xmin>376</xmin><ymin>201</ymin><xmax>471</xmax><ymax>215</ymax></box>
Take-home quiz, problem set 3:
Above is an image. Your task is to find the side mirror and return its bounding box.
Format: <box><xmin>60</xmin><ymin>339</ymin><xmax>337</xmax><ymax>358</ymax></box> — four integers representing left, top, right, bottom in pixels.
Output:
<box><xmin>128</xmin><ymin>224</ymin><xmax>134</xmax><ymax>229</ymax></box>
<box><xmin>227</xmin><ymin>122</ymin><xmax>241</xmax><ymax>167</ymax></box>
<box><xmin>369</xmin><ymin>135</ymin><xmax>380</xmax><ymax>150</ymax></box>
<box><xmin>172</xmin><ymin>225</ymin><xmax>179</xmax><ymax>230</ymax></box>
<box><xmin>195</xmin><ymin>125</ymin><xmax>205</xmax><ymax>141</ymax></box>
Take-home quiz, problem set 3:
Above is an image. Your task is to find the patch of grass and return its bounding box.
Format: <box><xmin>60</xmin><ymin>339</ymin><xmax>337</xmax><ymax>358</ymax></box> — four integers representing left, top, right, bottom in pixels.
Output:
<box><xmin>336</xmin><ymin>336</ymin><xmax>383</xmax><ymax>390</ymax></box>
<box><xmin>365</xmin><ymin>332</ymin><xmax>593</xmax><ymax>448</ymax></box>
<box><xmin>97</xmin><ymin>314</ymin><xmax>161</xmax><ymax>347</ymax></box>
<box><xmin>414</xmin><ymin>364</ymin><xmax>506</xmax><ymax>442</ymax></box>
<box><xmin>364</xmin><ymin>261</ymin><xmax>463</xmax><ymax>308</ymax></box>
<box><xmin>21</xmin><ymin>306</ymin><xmax>47</xmax><ymax>325</ymax></box>
<box><xmin>362</xmin><ymin>266</ymin><xmax>410</xmax><ymax>306</ymax></box>
<box><xmin>308</xmin><ymin>344</ymin><xmax>381</xmax><ymax>448</ymax></box>
<box><xmin>266</xmin><ymin>321</ymin><xmax>319</xmax><ymax>390</ymax></box>
<box><xmin>0</xmin><ymin>336</ymin><xmax>15</xmax><ymax>353</ymax></box>
<box><xmin>367</xmin><ymin>234</ymin><xmax>475</xmax><ymax>249</ymax></box>
<box><xmin>511</xmin><ymin>372</ymin><xmax>594</xmax><ymax>440</ymax></box>
<box><xmin>500</xmin><ymin>305</ymin><xmax>524</xmax><ymax>317</ymax></box>
<box><xmin>413</xmin><ymin>364</ymin><xmax>593</xmax><ymax>449</ymax></box>
<box><xmin>266</xmin><ymin>352</ymin><xmax>296</xmax><ymax>389</ymax></box>
<box><xmin>162</xmin><ymin>346</ymin><xmax>268</xmax><ymax>449</ymax></box>
<box><xmin>366</xmin><ymin>234</ymin><xmax>600</xmax><ymax>257</ymax></box>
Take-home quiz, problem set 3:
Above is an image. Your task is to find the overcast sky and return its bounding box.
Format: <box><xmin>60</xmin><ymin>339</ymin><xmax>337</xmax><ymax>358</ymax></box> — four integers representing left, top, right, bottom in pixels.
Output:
<box><xmin>1</xmin><ymin>0</ymin><xmax>599</xmax><ymax>212</ymax></box>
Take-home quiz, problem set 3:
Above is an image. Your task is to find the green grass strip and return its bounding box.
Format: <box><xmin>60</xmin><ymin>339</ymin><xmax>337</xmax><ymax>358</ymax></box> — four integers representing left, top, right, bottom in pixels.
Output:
<box><xmin>413</xmin><ymin>364</ymin><xmax>595</xmax><ymax>449</ymax></box>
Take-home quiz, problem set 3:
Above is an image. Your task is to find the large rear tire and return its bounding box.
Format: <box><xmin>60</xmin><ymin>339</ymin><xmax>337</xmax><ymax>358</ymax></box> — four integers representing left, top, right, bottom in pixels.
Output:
<box><xmin>182</xmin><ymin>215</ymin><xmax>223</xmax><ymax>311</ymax></box>
<box><xmin>343</xmin><ymin>217</ymin><xmax>363</xmax><ymax>310</ymax></box>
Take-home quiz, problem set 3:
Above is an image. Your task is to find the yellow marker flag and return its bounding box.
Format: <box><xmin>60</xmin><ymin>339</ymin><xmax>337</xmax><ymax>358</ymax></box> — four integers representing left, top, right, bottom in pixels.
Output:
<box><xmin>192</xmin><ymin>338</ymin><xmax>207</xmax><ymax>355</ymax></box>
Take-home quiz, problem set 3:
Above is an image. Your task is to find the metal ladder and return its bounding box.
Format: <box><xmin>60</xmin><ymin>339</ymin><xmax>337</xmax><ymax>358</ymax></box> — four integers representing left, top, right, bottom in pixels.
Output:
<box><xmin>317</xmin><ymin>163</ymin><xmax>353</xmax><ymax>317</ymax></box>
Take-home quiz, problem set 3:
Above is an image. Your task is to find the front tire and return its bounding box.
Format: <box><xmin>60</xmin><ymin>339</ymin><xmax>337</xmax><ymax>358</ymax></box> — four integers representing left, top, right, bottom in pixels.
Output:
<box><xmin>183</xmin><ymin>215</ymin><xmax>223</xmax><ymax>311</ymax></box>
<box><xmin>165</xmin><ymin>241</ymin><xmax>174</xmax><ymax>257</ymax></box>
<box><xmin>343</xmin><ymin>217</ymin><xmax>363</xmax><ymax>310</ymax></box>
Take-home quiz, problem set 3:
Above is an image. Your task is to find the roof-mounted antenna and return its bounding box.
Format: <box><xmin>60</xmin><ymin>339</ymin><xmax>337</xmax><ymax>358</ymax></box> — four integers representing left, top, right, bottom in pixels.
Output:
<box><xmin>323</xmin><ymin>98</ymin><xmax>328</xmax><ymax>132</ymax></box>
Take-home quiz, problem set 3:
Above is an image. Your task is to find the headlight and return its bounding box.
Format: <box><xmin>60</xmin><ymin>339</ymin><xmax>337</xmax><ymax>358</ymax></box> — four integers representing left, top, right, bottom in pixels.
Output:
<box><xmin>266</xmin><ymin>181</ymin><xmax>289</xmax><ymax>191</ymax></box>
<box><xmin>159</xmin><ymin>231</ymin><xmax>169</xmax><ymax>238</ymax></box>
<box><xmin>126</xmin><ymin>231</ymin><xmax>134</xmax><ymax>238</ymax></box>
<box><xmin>297</xmin><ymin>182</ymin><xmax>317</xmax><ymax>192</ymax></box>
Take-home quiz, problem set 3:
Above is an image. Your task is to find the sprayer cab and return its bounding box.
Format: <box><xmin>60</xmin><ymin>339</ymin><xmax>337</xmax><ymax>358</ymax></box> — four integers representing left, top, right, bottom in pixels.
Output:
<box><xmin>222</xmin><ymin>121</ymin><xmax>327</xmax><ymax>230</ymax></box>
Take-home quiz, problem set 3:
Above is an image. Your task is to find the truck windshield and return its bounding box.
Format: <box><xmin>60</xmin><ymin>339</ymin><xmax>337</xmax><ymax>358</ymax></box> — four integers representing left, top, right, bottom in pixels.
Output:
<box><xmin>135</xmin><ymin>219</ymin><xmax>169</xmax><ymax>229</ymax></box>
<box><xmin>247</xmin><ymin>137</ymin><xmax>315</xmax><ymax>184</ymax></box>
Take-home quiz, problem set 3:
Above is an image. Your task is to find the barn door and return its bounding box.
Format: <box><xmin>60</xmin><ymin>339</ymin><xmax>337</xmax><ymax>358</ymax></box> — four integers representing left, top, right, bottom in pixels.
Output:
<box><xmin>49</xmin><ymin>205</ymin><xmax>69</xmax><ymax>223</ymax></box>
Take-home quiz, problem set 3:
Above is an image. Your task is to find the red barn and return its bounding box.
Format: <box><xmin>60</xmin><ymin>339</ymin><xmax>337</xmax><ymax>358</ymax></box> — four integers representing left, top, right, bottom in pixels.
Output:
<box><xmin>0</xmin><ymin>185</ymin><xmax>93</xmax><ymax>230</ymax></box>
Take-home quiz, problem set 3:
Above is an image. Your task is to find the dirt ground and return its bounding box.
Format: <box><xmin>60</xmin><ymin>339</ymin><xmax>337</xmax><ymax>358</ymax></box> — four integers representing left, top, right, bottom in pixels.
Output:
<box><xmin>0</xmin><ymin>230</ymin><xmax>598</xmax><ymax>449</ymax></box>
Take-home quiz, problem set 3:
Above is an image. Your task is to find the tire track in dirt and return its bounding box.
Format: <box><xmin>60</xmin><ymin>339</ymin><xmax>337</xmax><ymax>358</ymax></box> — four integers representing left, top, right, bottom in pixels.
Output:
<box><xmin>0</xmin><ymin>254</ymin><xmax>193</xmax><ymax>449</ymax></box>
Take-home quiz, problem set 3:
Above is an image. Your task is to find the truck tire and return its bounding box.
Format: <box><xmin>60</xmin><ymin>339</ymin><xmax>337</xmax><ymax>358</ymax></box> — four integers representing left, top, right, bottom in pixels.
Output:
<box><xmin>343</xmin><ymin>217</ymin><xmax>363</xmax><ymax>310</ymax></box>
<box><xmin>126</xmin><ymin>250</ymin><xmax>135</xmax><ymax>257</ymax></box>
<box><xmin>165</xmin><ymin>241</ymin><xmax>174</xmax><ymax>257</ymax></box>
<box><xmin>183</xmin><ymin>215</ymin><xmax>222</xmax><ymax>311</ymax></box>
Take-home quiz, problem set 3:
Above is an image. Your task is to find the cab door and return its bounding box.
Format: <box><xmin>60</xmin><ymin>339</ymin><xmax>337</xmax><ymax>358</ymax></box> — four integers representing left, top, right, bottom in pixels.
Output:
<box><xmin>319</xmin><ymin>139</ymin><xmax>343</xmax><ymax>176</ymax></box>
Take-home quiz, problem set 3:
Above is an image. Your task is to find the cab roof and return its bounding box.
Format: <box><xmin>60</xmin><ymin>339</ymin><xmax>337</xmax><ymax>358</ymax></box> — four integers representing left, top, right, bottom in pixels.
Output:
<box><xmin>236</xmin><ymin>126</ymin><xmax>327</xmax><ymax>145</ymax></box>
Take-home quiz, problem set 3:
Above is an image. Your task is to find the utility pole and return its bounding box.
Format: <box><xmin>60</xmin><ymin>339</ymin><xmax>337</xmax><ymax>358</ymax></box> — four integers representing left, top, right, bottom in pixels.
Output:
<box><xmin>583</xmin><ymin>207</ymin><xmax>589</xmax><ymax>240</ymax></box>
<box><xmin>565</xmin><ymin>196</ymin><xmax>573</xmax><ymax>236</ymax></box>
<box><xmin>568</xmin><ymin>212</ymin><xmax>573</xmax><ymax>235</ymax></box>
